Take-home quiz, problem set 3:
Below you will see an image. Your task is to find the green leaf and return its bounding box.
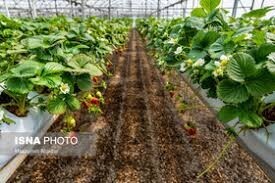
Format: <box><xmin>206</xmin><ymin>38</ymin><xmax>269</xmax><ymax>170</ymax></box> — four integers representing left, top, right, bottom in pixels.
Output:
<box><xmin>252</xmin><ymin>30</ymin><xmax>265</xmax><ymax>46</ymax></box>
<box><xmin>84</xmin><ymin>64</ymin><xmax>103</xmax><ymax>76</ymax></box>
<box><xmin>10</xmin><ymin>61</ymin><xmax>43</xmax><ymax>78</ymax></box>
<box><xmin>6</xmin><ymin>77</ymin><xmax>33</xmax><ymax>94</ymax></box>
<box><xmin>43</xmin><ymin>62</ymin><xmax>65</xmax><ymax>75</ymax></box>
<box><xmin>188</xmin><ymin>49</ymin><xmax>207</xmax><ymax>60</ymax></box>
<box><xmin>217</xmin><ymin>79</ymin><xmax>249</xmax><ymax>103</ymax></box>
<box><xmin>0</xmin><ymin>73</ymin><xmax>10</xmax><ymax>82</ymax></box>
<box><xmin>67</xmin><ymin>54</ymin><xmax>102</xmax><ymax>76</ymax></box>
<box><xmin>226</xmin><ymin>53</ymin><xmax>257</xmax><ymax>82</ymax></box>
<box><xmin>191</xmin><ymin>8</ymin><xmax>207</xmax><ymax>17</ymax></box>
<box><xmin>66</xmin><ymin>95</ymin><xmax>81</xmax><ymax>111</ymax></box>
<box><xmin>239</xmin><ymin>112</ymin><xmax>263</xmax><ymax>128</ymax></box>
<box><xmin>218</xmin><ymin>105</ymin><xmax>239</xmax><ymax>123</ymax></box>
<box><xmin>267</xmin><ymin>53</ymin><xmax>275</xmax><ymax>74</ymax></box>
<box><xmin>200</xmin><ymin>0</ymin><xmax>221</xmax><ymax>13</ymax></box>
<box><xmin>47</xmin><ymin>97</ymin><xmax>67</xmax><ymax>114</ymax></box>
<box><xmin>233</xmin><ymin>27</ymin><xmax>254</xmax><ymax>38</ymax></box>
<box><xmin>209</xmin><ymin>37</ymin><xmax>234</xmax><ymax>59</ymax></box>
<box><xmin>2</xmin><ymin>116</ymin><xmax>15</xmax><ymax>125</ymax></box>
<box><xmin>184</xmin><ymin>17</ymin><xmax>204</xmax><ymax>30</ymax></box>
<box><xmin>30</xmin><ymin>75</ymin><xmax>62</xmax><ymax>88</ymax></box>
<box><xmin>76</xmin><ymin>74</ymin><xmax>92</xmax><ymax>91</ymax></box>
<box><xmin>68</xmin><ymin>54</ymin><xmax>91</xmax><ymax>68</ymax></box>
<box><xmin>21</xmin><ymin>37</ymin><xmax>48</xmax><ymax>49</ymax></box>
<box><xmin>191</xmin><ymin>31</ymin><xmax>220</xmax><ymax>54</ymax></box>
<box><xmin>246</xmin><ymin>71</ymin><xmax>275</xmax><ymax>96</ymax></box>
<box><xmin>255</xmin><ymin>44</ymin><xmax>275</xmax><ymax>63</ymax></box>
<box><xmin>243</xmin><ymin>6</ymin><xmax>273</xmax><ymax>18</ymax></box>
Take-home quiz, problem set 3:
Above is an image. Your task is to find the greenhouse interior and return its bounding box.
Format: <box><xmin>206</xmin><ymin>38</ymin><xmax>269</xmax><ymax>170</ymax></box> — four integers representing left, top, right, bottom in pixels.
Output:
<box><xmin>0</xmin><ymin>0</ymin><xmax>275</xmax><ymax>182</ymax></box>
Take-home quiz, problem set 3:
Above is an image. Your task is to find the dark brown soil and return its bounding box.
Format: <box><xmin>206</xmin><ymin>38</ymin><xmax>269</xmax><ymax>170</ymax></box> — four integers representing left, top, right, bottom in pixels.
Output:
<box><xmin>8</xmin><ymin>30</ymin><xmax>270</xmax><ymax>183</ymax></box>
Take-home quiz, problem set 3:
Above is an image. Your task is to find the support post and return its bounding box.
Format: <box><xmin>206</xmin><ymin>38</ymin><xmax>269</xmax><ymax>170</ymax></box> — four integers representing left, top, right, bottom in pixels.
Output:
<box><xmin>108</xmin><ymin>0</ymin><xmax>111</xmax><ymax>20</ymax></box>
<box><xmin>54</xmin><ymin>0</ymin><xmax>58</xmax><ymax>16</ymax></box>
<box><xmin>28</xmin><ymin>0</ymin><xmax>37</xmax><ymax>18</ymax></box>
<box><xmin>166</xmin><ymin>0</ymin><xmax>168</xmax><ymax>18</ymax></box>
<box><xmin>70</xmin><ymin>0</ymin><xmax>74</xmax><ymax>17</ymax></box>
<box><xmin>145</xmin><ymin>0</ymin><xmax>147</xmax><ymax>17</ymax></box>
<box><xmin>261</xmin><ymin>0</ymin><xmax>265</xmax><ymax>8</ymax></box>
<box><xmin>157</xmin><ymin>0</ymin><xmax>160</xmax><ymax>18</ymax></box>
<box><xmin>3</xmin><ymin>0</ymin><xmax>10</xmax><ymax>18</ymax></box>
<box><xmin>232</xmin><ymin>0</ymin><xmax>238</xmax><ymax>17</ymax></box>
<box><xmin>81</xmin><ymin>0</ymin><xmax>85</xmax><ymax>19</ymax></box>
<box><xmin>183</xmin><ymin>0</ymin><xmax>187</xmax><ymax>17</ymax></box>
<box><xmin>250</xmin><ymin>0</ymin><xmax>255</xmax><ymax>10</ymax></box>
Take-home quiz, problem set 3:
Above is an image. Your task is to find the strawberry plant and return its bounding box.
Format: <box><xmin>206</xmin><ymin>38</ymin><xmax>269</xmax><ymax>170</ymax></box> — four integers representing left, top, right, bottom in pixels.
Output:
<box><xmin>138</xmin><ymin>0</ymin><xmax>275</xmax><ymax>130</ymax></box>
<box><xmin>0</xmin><ymin>15</ymin><xmax>130</xmax><ymax>127</ymax></box>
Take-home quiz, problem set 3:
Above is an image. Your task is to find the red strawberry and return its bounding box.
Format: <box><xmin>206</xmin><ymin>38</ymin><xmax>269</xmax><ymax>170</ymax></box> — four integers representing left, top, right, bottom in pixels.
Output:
<box><xmin>107</xmin><ymin>62</ymin><xmax>112</xmax><ymax>69</ymax></box>
<box><xmin>183</xmin><ymin>122</ymin><xmax>197</xmax><ymax>136</ymax></box>
<box><xmin>169</xmin><ymin>91</ymin><xmax>175</xmax><ymax>98</ymax></box>
<box><xmin>90</xmin><ymin>97</ymin><xmax>100</xmax><ymax>106</ymax></box>
<box><xmin>92</xmin><ymin>76</ymin><xmax>99</xmax><ymax>84</ymax></box>
<box><xmin>186</xmin><ymin>128</ymin><xmax>197</xmax><ymax>136</ymax></box>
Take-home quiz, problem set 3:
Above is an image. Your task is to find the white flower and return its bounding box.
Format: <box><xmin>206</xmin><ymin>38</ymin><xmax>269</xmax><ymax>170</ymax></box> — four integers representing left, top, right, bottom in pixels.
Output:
<box><xmin>244</xmin><ymin>33</ymin><xmax>252</xmax><ymax>40</ymax></box>
<box><xmin>213</xmin><ymin>70</ymin><xmax>218</xmax><ymax>77</ymax></box>
<box><xmin>214</xmin><ymin>61</ymin><xmax>221</xmax><ymax>67</ymax></box>
<box><xmin>213</xmin><ymin>67</ymin><xmax>224</xmax><ymax>77</ymax></box>
<box><xmin>59</xmin><ymin>83</ymin><xmax>70</xmax><ymax>94</ymax></box>
<box><xmin>0</xmin><ymin>110</ymin><xmax>4</xmax><ymax>121</ymax></box>
<box><xmin>220</xmin><ymin>54</ymin><xmax>229</xmax><ymax>62</ymax></box>
<box><xmin>179</xmin><ymin>63</ymin><xmax>186</xmax><ymax>72</ymax></box>
<box><xmin>167</xmin><ymin>38</ymin><xmax>177</xmax><ymax>44</ymax></box>
<box><xmin>193</xmin><ymin>58</ymin><xmax>205</xmax><ymax>67</ymax></box>
<box><xmin>267</xmin><ymin>52</ymin><xmax>275</xmax><ymax>62</ymax></box>
<box><xmin>0</xmin><ymin>82</ymin><xmax>6</xmax><ymax>94</ymax></box>
<box><xmin>174</xmin><ymin>47</ymin><xmax>183</xmax><ymax>55</ymax></box>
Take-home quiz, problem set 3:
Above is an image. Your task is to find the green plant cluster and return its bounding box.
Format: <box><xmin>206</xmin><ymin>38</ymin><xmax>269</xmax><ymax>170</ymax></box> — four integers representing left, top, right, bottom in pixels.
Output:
<box><xmin>137</xmin><ymin>0</ymin><xmax>275</xmax><ymax>129</ymax></box>
<box><xmin>0</xmin><ymin>15</ymin><xmax>130</xmax><ymax>126</ymax></box>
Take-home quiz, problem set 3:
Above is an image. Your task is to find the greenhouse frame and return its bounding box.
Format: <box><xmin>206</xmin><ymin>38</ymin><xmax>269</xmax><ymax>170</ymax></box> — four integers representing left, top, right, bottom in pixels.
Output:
<box><xmin>0</xmin><ymin>0</ymin><xmax>274</xmax><ymax>18</ymax></box>
<box><xmin>0</xmin><ymin>0</ymin><xmax>275</xmax><ymax>182</ymax></box>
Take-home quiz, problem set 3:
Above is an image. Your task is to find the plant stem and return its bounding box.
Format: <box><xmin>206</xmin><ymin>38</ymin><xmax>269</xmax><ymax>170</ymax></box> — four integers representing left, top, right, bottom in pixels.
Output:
<box><xmin>18</xmin><ymin>94</ymin><xmax>27</xmax><ymax>116</ymax></box>
<box><xmin>196</xmin><ymin>135</ymin><xmax>237</xmax><ymax>179</ymax></box>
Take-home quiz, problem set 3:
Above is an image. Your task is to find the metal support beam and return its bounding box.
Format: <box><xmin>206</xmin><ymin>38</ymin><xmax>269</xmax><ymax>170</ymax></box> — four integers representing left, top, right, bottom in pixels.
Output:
<box><xmin>3</xmin><ymin>0</ymin><xmax>10</xmax><ymax>18</ymax></box>
<box><xmin>66</xmin><ymin>0</ymin><xmax>107</xmax><ymax>14</ymax></box>
<box><xmin>251</xmin><ymin>0</ymin><xmax>255</xmax><ymax>10</ymax></box>
<box><xmin>54</xmin><ymin>0</ymin><xmax>58</xmax><ymax>16</ymax></box>
<box><xmin>28</xmin><ymin>0</ymin><xmax>37</xmax><ymax>18</ymax></box>
<box><xmin>166</xmin><ymin>0</ymin><xmax>169</xmax><ymax>18</ymax></box>
<box><xmin>183</xmin><ymin>0</ymin><xmax>187</xmax><ymax>17</ymax></box>
<box><xmin>81</xmin><ymin>0</ymin><xmax>85</xmax><ymax>19</ymax></box>
<box><xmin>70</xmin><ymin>0</ymin><xmax>74</xmax><ymax>17</ymax></box>
<box><xmin>157</xmin><ymin>0</ymin><xmax>160</xmax><ymax>18</ymax></box>
<box><xmin>145</xmin><ymin>0</ymin><xmax>148</xmax><ymax>16</ymax></box>
<box><xmin>152</xmin><ymin>0</ymin><xmax>184</xmax><ymax>16</ymax></box>
<box><xmin>108</xmin><ymin>0</ymin><xmax>111</xmax><ymax>19</ymax></box>
<box><xmin>261</xmin><ymin>0</ymin><xmax>265</xmax><ymax>8</ymax></box>
<box><xmin>232</xmin><ymin>0</ymin><xmax>238</xmax><ymax>17</ymax></box>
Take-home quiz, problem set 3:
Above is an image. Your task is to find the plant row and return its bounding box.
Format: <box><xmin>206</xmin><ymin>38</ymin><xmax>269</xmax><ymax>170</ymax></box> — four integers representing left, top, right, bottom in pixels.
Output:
<box><xmin>137</xmin><ymin>0</ymin><xmax>275</xmax><ymax>131</ymax></box>
<box><xmin>0</xmin><ymin>15</ymin><xmax>130</xmax><ymax>130</ymax></box>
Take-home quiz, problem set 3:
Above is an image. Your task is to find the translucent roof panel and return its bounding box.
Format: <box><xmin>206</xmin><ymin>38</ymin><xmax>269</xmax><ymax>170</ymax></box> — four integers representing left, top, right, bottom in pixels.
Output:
<box><xmin>0</xmin><ymin>0</ymin><xmax>274</xmax><ymax>18</ymax></box>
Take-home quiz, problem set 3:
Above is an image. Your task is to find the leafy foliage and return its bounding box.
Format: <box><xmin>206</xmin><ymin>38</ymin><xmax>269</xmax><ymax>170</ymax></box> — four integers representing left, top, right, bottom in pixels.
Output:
<box><xmin>137</xmin><ymin>0</ymin><xmax>275</xmax><ymax>130</ymax></box>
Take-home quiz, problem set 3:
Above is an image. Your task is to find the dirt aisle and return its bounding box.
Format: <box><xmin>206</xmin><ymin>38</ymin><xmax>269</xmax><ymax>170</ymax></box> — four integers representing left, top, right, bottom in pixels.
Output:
<box><xmin>9</xmin><ymin>30</ymin><xmax>270</xmax><ymax>183</ymax></box>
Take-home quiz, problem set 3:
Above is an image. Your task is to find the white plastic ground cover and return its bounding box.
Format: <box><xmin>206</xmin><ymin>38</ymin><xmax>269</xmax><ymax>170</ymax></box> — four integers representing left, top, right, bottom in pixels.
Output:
<box><xmin>0</xmin><ymin>107</ymin><xmax>57</xmax><ymax>182</ymax></box>
<box><xmin>181</xmin><ymin>72</ymin><xmax>275</xmax><ymax>180</ymax></box>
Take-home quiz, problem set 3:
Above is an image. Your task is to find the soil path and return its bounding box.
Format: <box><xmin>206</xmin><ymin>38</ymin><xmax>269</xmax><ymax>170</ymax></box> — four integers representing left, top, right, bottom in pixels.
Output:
<box><xmin>8</xmin><ymin>30</ymin><xmax>270</xmax><ymax>183</ymax></box>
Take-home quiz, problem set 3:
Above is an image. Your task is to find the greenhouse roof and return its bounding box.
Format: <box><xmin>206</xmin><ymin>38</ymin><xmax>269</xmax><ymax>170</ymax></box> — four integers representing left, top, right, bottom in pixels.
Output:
<box><xmin>0</xmin><ymin>0</ymin><xmax>274</xmax><ymax>18</ymax></box>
